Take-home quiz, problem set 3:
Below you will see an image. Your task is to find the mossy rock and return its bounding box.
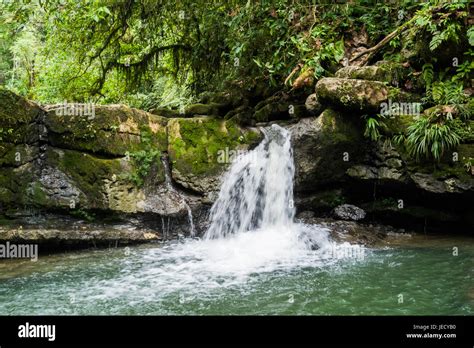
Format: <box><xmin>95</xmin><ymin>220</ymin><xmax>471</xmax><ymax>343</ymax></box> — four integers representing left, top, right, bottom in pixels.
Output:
<box><xmin>297</xmin><ymin>189</ymin><xmax>346</xmax><ymax>213</ymax></box>
<box><xmin>225</xmin><ymin>106</ymin><xmax>255</xmax><ymax>126</ymax></box>
<box><xmin>167</xmin><ymin>116</ymin><xmax>262</xmax><ymax>193</ymax></box>
<box><xmin>198</xmin><ymin>91</ymin><xmax>245</xmax><ymax>108</ymax></box>
<box><xmin>184</xmin><ymin>103</ymin><xmax>228</xmax><ymax>117</ymax></box>
<box><xmin>0</xmin><ymin>163</ymin><xmax>39</xmax><ymax>209</ymax></box>
<box><xmin>381</xmin><ymin>114</ymin><xmax>417</xmax><ymax>136</ymax></box>
<box><xmin>0</xmin><ymin>143</ymin><xmax>38</xmax><ymax>167</ymax></box>
<box><xmin>45</xmin><ymin>104</ymin><xmax>168</xmax><ymax>156</ymax></box>
<box><xmin>316</xmin><ymin>77</ymin><xmax>417</xmax><ymax>113</ymax></box>
<box><xmin>0</xmin><ymin>168</ymin><xmax>16</xmax><ymax>205</ymax></box>
<box><xmin>254</xmin><ymin>102</ymin><xmax>306</xmax><ymax>122</ymax></box>
<box><xmin>335</xmin><ymin>63</ymin><xmax>408</xmax><ymax>85</ymax></box>
<box><xmin>0</xmin><ymin>88</ymin><xmax>41</xmax><ymax>144</ymax></box>
<box><xmin>149</xmin><ymin>107</ymin><xmax>181</xmax><ymax>118</ymax></box>
<box><xmin>291</xmin><ymin>108</ymin><xmax>364</xmax><ymax>192</ymax></box>
<box><xmin>43</xmin><ymin>147</ymin><xmax>163</xmax><ymax>212</ymax></box>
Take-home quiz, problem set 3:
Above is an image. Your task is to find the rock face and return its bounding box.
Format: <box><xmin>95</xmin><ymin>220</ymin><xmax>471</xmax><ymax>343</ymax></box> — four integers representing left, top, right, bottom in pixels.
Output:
<box><xmin>333</xmin><ymin>204</ymin><xmax>366</xmax><ymax>221</ymax></box>
<box><xmin>290</xmin><ymin>108</ymin><xmax>364</xmax><ymax>193</ymax></box>
<box><xmin>167</xmin><ymin>117</ymin><xmax>261</xmax><ymax>195</ymax></box>
<box><xmin>45</xmin><ymin>104</ymin><xmax>168</xmax><ymax>156</ymax></box>
<box><xmin>290</xmin><ymin>63</ymin><xmax>473</xmax><ymax>232</ymax></box>
<box><xmin>316</xmin><ymin>77</ymin><xmax>416</xmax><ymax>112</ymax></box>
<box><xmin>0</xmin><ymin>89</ymin><xmax>261</xmax><ymax>239</ymax></box>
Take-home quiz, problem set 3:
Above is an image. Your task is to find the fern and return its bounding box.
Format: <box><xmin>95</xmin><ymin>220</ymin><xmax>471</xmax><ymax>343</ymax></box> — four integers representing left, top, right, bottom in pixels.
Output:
<box><xmin>430</xmin><ymin>80</ymin><xmax>466</xmax><ymax>105</ymax></box>
<box><xmin>405</xmin><ymin>117</ymin><xmax>461</xmax><ymax>161</ymax></box>
<box><xmin>429</xmin><ymin>31</ymin><xmax>444</xmax><ymax>51</ymax></box>
<box><xmin>364</xmin><ymin>115</ymin><xmax>384</xmax><ymax>141</ymax></box>
<box><xmin>421</xmin><ymin>63</ymin><xmax>434</xmax><ymax>87</ymax></box>
<box><xmin>468</xmin><ymin>27</ymin><xmax>474</xmax><ymax>46</ymax></box>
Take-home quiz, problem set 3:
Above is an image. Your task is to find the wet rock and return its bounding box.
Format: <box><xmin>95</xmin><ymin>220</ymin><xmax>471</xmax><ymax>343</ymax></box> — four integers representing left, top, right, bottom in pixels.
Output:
<box><xmin>296</xmin><ymin>210</ymin><xmax>315</xmax><ymax>220</ymax></box>
<box><xmin>333</xmin><ymin>204</ymin><xmax>366</xmax><ymax>221</ymax></box>
<box><xmin>0</xmin><ymin>224</ymin><xmax>160</xmax><ymax>245</ymax></box>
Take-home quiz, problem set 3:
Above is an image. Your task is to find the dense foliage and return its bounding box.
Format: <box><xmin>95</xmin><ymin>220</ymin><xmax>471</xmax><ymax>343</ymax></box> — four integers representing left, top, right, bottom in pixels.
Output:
<box><xmin>0</xmin><ymin>0</ymin><xmax>472</xmax><ymax>163</ymax></box>
<box><xmin>0</xmin><ymin>0</ymin><xmax>425</xmax><ymax>103</ymax></box>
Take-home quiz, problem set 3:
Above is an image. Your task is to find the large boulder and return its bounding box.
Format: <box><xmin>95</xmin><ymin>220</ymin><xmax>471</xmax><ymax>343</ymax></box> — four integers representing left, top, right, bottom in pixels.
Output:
<box><xmin>316</xmin><ymin>77</ymin><xmax>417</xmax><ymax>113</ymax></box>
<box><xmin>290</xmin><ymin>108</ymin><xmax>364</xmax><ymax>193</ymax></box>
<box><xmin>0</xmin><ymin>93</ymin><xmax>192</xmax><ymax>217</ymax></box>
<box><xmin>0</xmin><ymin>88</ymin><xmax>42</xmax><ymax>168</ymax></box>
<box><xmin>45</xmin><ymin>104</ymin><xmax>168</xmax><ymax>156</ymax></box>
<box><xmin>167</xmin><ymin>117</ymin><xmax>262</xmax><ymax>195</ymax></box>
<box><xmin>335</xmin><ymin>63</ymin><xmax>407</xmax><ymax>86</ymax></box>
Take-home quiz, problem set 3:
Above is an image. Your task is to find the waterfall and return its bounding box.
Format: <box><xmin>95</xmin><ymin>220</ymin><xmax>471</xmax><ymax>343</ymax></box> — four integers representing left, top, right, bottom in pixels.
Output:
<box><xmin>205</xmin><ymin>124</ymin><xmax>297</xmax><ymax>240</ymax></box>
<box><xmin>154</xmin><ymin>124</ymin><xmax>330</xmax><ymax>277</ymax></box>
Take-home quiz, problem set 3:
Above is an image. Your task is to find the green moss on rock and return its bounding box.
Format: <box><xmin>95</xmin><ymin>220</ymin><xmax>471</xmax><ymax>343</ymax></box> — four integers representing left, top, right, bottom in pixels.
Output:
<box><xmin>45</xmin><ymin>104</ymin><xmax>168</xmax><ymax>156</ymax></box>
<box><xmin>185</xmin><ymin>103</ymin><xmax>225</xmax><ymax>117</ymax></box>
<box><xmin>167</xmin><ymin>117</ymin><xmax>262</xmax><ymax>190</ymax></box>
<box><xmin>316</xmin><ymin>77</ymin><xmax>417</xmax><ymax>113</ymax></box>
<box><xmin>0</xmin><ymin>88</ymin><xmax>41</xmax><ymax>144</ymax></box>
<box><xmin>335</xmin><ymin>63</ymin><xmax>408</xmax><ymax>85</ymax></box>
<box><xmin>46</xmin><ymin>148</ymin><xmax>122</xmax><ymax>208</ymax></box>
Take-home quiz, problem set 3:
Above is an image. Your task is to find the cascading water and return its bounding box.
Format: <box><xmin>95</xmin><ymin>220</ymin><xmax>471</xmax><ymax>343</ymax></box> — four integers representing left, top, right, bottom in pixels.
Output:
<box><xmin>205</xmin><ymin>124</ymin><xmax>296</xmax><ymax>239</ymax></box>
<box><xmin>202</xmin><ymin>123</ymin><xmax>330</xmax><ymax>254</ymax></box>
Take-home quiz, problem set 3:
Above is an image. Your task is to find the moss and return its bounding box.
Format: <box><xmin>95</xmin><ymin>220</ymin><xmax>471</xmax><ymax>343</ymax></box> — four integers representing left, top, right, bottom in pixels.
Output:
<box><xmin>335</xmin><ymin>65</ymin><xmax>403</xmax><ymax>83</ymax></box>
<box><xmin>184</xmin><ymin>103</ymin><xmax>225</xmax><ymax>117</ymax></box>
<box><xmin>0</xmin><ymin>143</ymin><xmax>38</xmax><ymax>167</ymax></box>
<box><xmin>382</xmin><ymin>114</ymin><xmax>416</xmax><ymax>136</ymax></box>
<box><xmin>0</xmin><ymin>169</ymin><xmax>15</xmax><ymax>203</ymax></box>
<box><xmin>317</xmin><ymin>78</ymin><xmax>419</xmax><ymax>113</ymax></box>
<box><xmin>0</xmin><ymin>88</ymin><xmax>41</xmax><ymax>144</ymax></box>
<box><xmin>168</xmin><ymin>117</ymin><xmax>261</xmax><ymax>177</ymax></box>
<box><xmin>319</xmin><ymin>108</ymin><xmax>361</xmax><ymax>143</ymax></box>
<box><xmin>149</xmin><ymin>107</ymin><xmax>181</xmax><ymax>118</ymax></box>
<box><xmin>46</xmin><ymin>105</ymin><xmax>168</xmax><ymax>156</ymax></box>
<box><xmin>312</xmin><ymin>189</ymin><xmax>346</xmax><ymax>210</ymax></box>
<box><xmin>27</xmin><ymin>181</ymin><xmax>49</xmax><ymax>206</ymax></box>
<box><xmin>47</xmin><ymin>148</ymin><xmax>121</xmax><ymax>208</ymax></box>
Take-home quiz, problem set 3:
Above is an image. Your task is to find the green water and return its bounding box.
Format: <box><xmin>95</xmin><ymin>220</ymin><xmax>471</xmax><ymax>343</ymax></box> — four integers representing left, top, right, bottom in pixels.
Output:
<box><xmin>0</xmin><ymin>234</ymin><xmax>473</xmax><ymax>315</ymax></box>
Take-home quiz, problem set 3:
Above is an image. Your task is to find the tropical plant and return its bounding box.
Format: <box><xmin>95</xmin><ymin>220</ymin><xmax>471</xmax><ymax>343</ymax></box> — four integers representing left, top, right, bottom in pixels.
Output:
<box><xmin>404</xmin><ymin>115</ymin><xmax>461</xmax><ymax>161</ymax></box>
<box><xmin>364</xmin><ymin>115</ymin><xmax>384</xmax><ymax>141</ymax></box>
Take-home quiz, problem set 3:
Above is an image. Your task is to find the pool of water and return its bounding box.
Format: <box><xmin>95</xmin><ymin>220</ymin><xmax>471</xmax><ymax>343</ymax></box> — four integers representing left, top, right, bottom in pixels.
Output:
<box><xmin>0</xmin><ymin>228</ymin><xmax>473</xmax><ymax>315</ymax></box>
